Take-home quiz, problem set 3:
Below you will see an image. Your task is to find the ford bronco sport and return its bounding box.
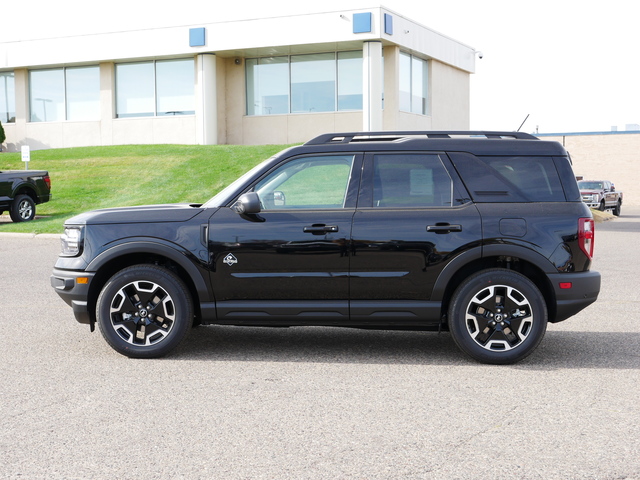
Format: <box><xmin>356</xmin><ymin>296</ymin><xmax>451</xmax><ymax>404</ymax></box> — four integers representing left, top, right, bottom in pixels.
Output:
<box><xmin>51</xmin><ymin>131</ymin><xmax>601</xmax><ymax>364</ymax></box>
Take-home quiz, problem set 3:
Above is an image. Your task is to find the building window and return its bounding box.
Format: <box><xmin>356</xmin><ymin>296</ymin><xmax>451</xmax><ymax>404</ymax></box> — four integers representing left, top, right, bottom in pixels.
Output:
<box><xmin>291</xmin><ymin>53</ymin><xmax>336</xmax><ymax>113</ymax></box>
<box><xmin>29</xmin><ymin>66</ymin><xmax>100</xmax><ymax>122</ymax></box>
<box><xmin>246</xmin><ymin>57</ymin><xmax>289</xmax><ymax>115</ymax></box>
<box><xmin>66</xmin><ymin>67</ymin><xmax>101</xmax><ymax>121</ymax></box>
<box><xmin>246</xmin><ymin>51</ymin><xmax>363</xmax><ymax>116</ymax></box>
<box><xmin>337</xmin><ymin>51</ymin><xmax>363</xmax><ymax>111</ymax></box>
<box><xmin>1</xmin><ymin>72</ymin><xmax>15</xmax><ymax>123</ymax></box>
<box><xmin>116</xmin><ymin>59</ymin><xmax>195</xmax><ymax>118</ymax></box>
<box><xmin>399</xmin><ymin>52</ymin><xmax>428</xmax><ymax>115</ymax></box>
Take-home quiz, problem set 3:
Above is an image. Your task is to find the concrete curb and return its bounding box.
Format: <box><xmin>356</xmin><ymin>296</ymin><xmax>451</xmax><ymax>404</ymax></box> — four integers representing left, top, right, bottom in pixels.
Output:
<box><xmin>0</xmin><ymin>232</ymin><xmax>60</xmax><ymax>239</ymax></box>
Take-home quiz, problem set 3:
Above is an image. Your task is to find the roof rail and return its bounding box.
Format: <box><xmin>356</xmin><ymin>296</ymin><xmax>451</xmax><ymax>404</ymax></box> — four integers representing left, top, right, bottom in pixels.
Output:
<box><xmin>304</xmin><ymin>131</ymin><xmax>539</xmax><ymax>145</ymax></box>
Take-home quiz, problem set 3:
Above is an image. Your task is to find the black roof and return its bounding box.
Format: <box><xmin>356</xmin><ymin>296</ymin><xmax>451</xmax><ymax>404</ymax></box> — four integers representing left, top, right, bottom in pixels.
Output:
<box><xmin>296</xmin><ymin>131</ymin><xmax>567</xmax><ymax>156</ymax></box>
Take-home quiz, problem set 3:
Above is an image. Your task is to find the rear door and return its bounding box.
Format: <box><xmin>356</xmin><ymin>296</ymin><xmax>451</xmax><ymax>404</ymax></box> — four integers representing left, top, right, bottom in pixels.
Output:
<box><xmin>349</xmin><ymin>152</ymin><xmax>482</xmax><ymax>324</ymax></box>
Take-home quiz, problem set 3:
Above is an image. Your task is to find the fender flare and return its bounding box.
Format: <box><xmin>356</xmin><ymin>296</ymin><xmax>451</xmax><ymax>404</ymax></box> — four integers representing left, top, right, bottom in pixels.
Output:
<box><xmin>430</xmin><ymin>244</ymin><xmax>557</xmax><ymax>301</ymax></box>
<box><xmin>86</xmin><ymin>239</ymin><xmax>212</xmax><ymax>302</ymax></box>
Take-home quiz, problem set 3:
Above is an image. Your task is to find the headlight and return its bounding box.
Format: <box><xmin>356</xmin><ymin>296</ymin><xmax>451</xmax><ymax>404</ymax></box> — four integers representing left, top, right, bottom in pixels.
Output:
<box><xmin>60</xmin><ymin>226</ymin><xmax>84</xmax><ymax>256</ymax></box>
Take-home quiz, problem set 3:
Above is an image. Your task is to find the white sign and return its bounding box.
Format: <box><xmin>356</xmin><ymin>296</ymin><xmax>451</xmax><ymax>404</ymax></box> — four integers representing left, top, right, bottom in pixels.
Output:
<box><xmin>21</xmin><ymin>145</ymin><xmax>31</xmax><ymax>163</ymax></box>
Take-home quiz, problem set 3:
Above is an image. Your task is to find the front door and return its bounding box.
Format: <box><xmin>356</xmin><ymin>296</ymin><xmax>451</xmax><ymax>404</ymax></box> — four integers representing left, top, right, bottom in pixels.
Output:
<box><xmin>208</xmin><ymin>154</ymin><xmax>361</xmax><ymax>324</ymax></box>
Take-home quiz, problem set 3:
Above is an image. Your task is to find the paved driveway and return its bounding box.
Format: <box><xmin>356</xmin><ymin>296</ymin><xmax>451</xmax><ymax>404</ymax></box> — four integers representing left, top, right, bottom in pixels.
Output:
<box><xmin>1</xmin><ymin>209</ymin><xmax>639</xmax><ymax>480</ymax></box>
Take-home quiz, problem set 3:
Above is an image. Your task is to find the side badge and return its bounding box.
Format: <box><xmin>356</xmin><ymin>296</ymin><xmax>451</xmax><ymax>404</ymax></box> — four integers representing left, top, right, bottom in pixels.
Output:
<box><xmin>223</xmin><ymin>253</ymin><xmax>238</xmax><ymax>266</ymax></box>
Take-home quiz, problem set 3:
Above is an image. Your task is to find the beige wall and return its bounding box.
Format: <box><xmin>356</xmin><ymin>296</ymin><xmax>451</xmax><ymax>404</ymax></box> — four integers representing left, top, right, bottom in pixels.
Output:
<box><xmin>542</xmin><ymin>133</ymin><xmax>639</xmax><ymax>206</ymax></box>
<box><xmin>2</xmin><ymin>51</ymin><xmax>470</xmax><ymax>150</ymax></box>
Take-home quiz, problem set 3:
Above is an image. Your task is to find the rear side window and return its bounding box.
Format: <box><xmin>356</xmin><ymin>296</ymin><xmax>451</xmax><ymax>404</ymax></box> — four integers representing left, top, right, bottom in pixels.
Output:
<box><xmin>449</xmin><ymin>153</ymin><xmax>565</xmax><ymax>202</ymax></box>
<box><xmin>372</xmin><ymin>154</ymin><xmax>453</xmax><ymax>207</ymax></box>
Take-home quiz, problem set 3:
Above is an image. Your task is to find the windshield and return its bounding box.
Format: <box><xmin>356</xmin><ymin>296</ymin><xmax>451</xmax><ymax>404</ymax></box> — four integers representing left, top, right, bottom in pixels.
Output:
<box><xmin>578</xmin><ymin>181</ymin><xmax>603</xmax><ymax>190</ymax></box>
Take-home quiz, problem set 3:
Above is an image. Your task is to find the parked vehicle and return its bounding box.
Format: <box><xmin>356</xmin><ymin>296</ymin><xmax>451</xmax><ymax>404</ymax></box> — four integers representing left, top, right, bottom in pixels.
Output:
<box><xmin>0</xmin><ymin>170</ymin><xmax>51</xmax><ymax>222</ymax></box>
<box><xmin>51</xmin><ymin>131</ymin><xmax>601</xmax><ymax>364</ymax></box>
<box><xmin>578</xmin><ymin>180</ymin><xmax>622</xmax><ymax>215</ymax></box>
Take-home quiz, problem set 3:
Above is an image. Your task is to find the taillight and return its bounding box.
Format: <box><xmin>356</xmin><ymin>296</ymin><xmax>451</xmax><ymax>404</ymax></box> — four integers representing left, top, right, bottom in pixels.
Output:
<box><xmin>44</xmin><ymin>175</ymin><xmax>51</xmax><ymax>190</ymax></box>
<box><xmin>578</xmin><ymin>217</ymin><xmax>595</xmax><ymax>259</ymax></box>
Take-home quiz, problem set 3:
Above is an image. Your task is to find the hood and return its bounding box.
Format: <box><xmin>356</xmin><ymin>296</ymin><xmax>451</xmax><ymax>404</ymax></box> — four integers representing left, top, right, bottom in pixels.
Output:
<box><xmin>66</xmin><ymin>204</ymin><xmax>205</xmax><ymax>225</ymax></box>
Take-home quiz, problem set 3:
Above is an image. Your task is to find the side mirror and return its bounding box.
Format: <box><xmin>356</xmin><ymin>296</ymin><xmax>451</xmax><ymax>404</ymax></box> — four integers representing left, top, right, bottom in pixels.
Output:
<box><xmin>232</xmin><ymin>192</ymin><xmax>261</xmax><ymax>215</ymax></box>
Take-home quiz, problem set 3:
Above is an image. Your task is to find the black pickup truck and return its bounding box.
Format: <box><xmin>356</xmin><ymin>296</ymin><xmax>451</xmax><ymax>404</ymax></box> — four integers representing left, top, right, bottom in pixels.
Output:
<box><xmin>0</xmin><ymin>170</ymin><xmax>51</xmax><ymax>222</ymax></box>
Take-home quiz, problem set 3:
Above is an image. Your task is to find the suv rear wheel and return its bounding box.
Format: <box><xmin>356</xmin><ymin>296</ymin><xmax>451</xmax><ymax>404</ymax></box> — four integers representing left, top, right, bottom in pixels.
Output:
<box><xmin>96</xmin><ymin>265</ymin><xmax>193</xmax><ymax>358</ymax></box>
<box><xmin>448</xmin><ymin>269</ymin><xmax>547</xmax><ymax>364</ymax></box>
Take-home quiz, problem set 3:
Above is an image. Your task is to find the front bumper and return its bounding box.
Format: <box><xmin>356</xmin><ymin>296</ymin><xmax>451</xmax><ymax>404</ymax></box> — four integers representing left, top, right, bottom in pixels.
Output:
<box><xmin>548</xmin><ymin>270</ymin><xmax>601</xmax><ymax>322</ymax></box>
<box><xmin>50</xmin><ymin>268</ymin><xmax>96</xmax><ymax>325</ymax></box>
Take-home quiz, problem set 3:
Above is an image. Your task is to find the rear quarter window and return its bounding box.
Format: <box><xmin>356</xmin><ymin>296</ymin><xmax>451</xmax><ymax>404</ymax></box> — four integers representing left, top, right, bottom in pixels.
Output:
<box><xmin>448</xmin><ymin>152</ymin><xmax>566</xmax><ymax>202</ymax></box>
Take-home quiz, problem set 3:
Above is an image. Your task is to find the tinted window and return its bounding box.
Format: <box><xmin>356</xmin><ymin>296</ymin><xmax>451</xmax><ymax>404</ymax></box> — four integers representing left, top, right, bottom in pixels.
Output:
<box><xmin>449</xmin><ymin>153</ymin><xmax>565</xmax><ymax>202</ymax></box>
<box><xmin>483</xmin><ymin>156</ymin><xmax>564</xmax><ymax>201</ymax></box>
<box><xmin>373</xmin><ymin>154</ymin><xmax>452</xmax><ymax>207</ymax></box>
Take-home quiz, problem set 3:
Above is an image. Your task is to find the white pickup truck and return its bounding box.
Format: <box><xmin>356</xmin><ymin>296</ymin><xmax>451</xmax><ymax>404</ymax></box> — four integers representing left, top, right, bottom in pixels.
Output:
<box><xmin>578</xmin><ymin>180</ymin><xmax>622</xmax><ymax>216</ymax></box>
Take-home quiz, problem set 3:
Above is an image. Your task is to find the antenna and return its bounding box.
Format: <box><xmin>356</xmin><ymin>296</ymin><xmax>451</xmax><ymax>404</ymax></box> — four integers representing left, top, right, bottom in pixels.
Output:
<box><xmin>517</xmin><ymin>114</ymin><xmax>530</xmax><ymax>132</ymax></box>
<box><xmin>516</xmin><ymin>113</ymin><xmax>531</xmax><ymax>132</ymax></box>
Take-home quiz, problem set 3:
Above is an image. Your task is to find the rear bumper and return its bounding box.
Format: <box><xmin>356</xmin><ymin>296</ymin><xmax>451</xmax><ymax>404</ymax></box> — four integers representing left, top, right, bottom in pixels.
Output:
<box><xmin>548</xmin><ymin>270</ymin><xmax>601</xmax><ymax>322</ymax></box>
<box><xmin>50</xmin><ymin>268</ymin><xmax>95</xmax><ymax>324</ymax></box>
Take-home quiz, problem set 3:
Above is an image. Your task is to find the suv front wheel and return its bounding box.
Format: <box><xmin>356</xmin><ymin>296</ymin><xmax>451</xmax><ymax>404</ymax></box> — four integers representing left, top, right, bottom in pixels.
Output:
<box><xmin>448</xmin><ymin>269</ymin><xmax>547</xmax><ymax>364</ymax></box>
<box><xmin>96</xmin><ymin>265</ymin><xmax>193</xmax><ymax>358</ymax></box>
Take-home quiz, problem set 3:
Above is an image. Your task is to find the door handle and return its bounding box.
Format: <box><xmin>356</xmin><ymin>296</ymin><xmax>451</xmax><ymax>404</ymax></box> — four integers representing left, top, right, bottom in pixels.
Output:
<box><xmin>426</xmin><ymin>223</ymin><xmax>462</xmax><ymax>234</ymax></box>
<box><xmin>303</xmin><ymin>224</ymin><xmax>339</xmax><ymax>235</ymax></box>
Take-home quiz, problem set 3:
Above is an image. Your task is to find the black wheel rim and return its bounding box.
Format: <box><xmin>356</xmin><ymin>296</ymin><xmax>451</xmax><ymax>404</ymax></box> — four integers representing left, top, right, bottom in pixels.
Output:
<box><xmin>464</xmin><ymin>284</ymin><xmax>534</xmax><ymax>351</ymax></box>
<box><xmin>109</xmin><ymin>280</ymin><xmax>176</xmax><ymax>346</ymax></box>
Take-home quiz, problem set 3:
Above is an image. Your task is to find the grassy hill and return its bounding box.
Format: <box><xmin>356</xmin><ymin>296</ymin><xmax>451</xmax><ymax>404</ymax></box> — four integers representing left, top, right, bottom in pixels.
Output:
<box><xmin>0</xmin><ymin>144</ymin><xmax>290</xmax><ymax>234</ymax></box>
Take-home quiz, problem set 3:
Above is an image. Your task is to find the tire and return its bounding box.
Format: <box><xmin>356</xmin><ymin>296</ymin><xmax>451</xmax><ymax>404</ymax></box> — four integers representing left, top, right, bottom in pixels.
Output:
<box><xmin>448</xmin><ymin>269</ymin><xmax>547</xmax><ymax>364</ymax></box>
<box><xmin>96</xmin><ymin>265</ymin><xmax>193</xmax><ymax>358</ymax></box>
<box><xmin>598</xmin><ymin>199</ymin><xmax>605</xmax><ymax>211</ymax></box>
<box><xmin>612</xmin><ymin>200</ymin><xmax>621</xmax><ymax>216</ymax></box>
<box><xmin>9</xmin><ymin>194</ymin><xmax>36</xmax><ymax>222</ymax></box>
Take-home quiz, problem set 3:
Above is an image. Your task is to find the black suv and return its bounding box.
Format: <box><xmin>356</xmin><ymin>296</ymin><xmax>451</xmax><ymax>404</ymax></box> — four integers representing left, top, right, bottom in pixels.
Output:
<box><xmin>51</xmin><ymin>131</ymin><xmax>600</xmax><ymax>364</ymax></box>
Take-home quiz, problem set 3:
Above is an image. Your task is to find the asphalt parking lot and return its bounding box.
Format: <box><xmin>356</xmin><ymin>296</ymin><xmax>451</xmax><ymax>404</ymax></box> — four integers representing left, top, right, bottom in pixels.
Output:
<box><xmin>1</xmin><ymin>208</ymin><xmax>639</xmax><ymax>480</ymax></box>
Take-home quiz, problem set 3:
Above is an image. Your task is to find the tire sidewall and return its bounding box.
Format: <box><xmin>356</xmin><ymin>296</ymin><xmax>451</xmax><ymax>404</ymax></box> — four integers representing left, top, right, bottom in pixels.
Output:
<box><xmin>10</xmin><ymin>194</ymin><xmax>35</xmax><ymax>222</ymax></box>
<box><xmin>97</xmin><ymin>265</ymin><xmax>193</xmax><ymax>358</ymax></box>
<box><xmin>448</xmin><ymin>269</ymin><xmax>548</xmax><ymax>365</ymax></box>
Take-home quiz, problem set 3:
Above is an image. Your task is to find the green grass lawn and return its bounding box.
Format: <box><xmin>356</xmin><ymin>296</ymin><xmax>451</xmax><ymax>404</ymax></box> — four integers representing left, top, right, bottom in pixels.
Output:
<box><xmin>0</xmin><ymin>144</ymin><xmax>290</xmax><ymax>234</ymax></box>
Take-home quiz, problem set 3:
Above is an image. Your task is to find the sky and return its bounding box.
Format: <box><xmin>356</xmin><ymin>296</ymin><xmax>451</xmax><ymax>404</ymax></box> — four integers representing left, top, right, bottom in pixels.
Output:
<box><xmin>2</xmin><ymin>0</ymin><xmax>639</xmax><ymax>134</ymax></box>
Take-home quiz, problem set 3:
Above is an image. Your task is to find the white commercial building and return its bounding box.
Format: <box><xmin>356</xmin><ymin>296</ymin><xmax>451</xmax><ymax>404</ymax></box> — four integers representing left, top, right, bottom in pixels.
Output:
<box><xmin>0</xmin><ymin>6</ymin><xmax>476</xmax><ymax>151</ymax></box>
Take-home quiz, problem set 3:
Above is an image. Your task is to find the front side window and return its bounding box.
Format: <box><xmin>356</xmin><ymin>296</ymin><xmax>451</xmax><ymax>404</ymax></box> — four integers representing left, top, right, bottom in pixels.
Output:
<box><xmin>29</xmin><ymin>66</ymin><xmax>100</xmax><ymax>122</ymax></box>
<box><xmin>1</xmin><ymin>71</ymin><xmax>15</xmax><ymax>123</ymax></box>
<box><xmin>116</xmin><ymin>59</ymin><xmax>194</xmax><ymax>118</ymax></box>
<box><xmin>254</xmin><ymin>155</ymin><xmax>355</xmax><ymax>209</ymax></box>
<box><xmin>399</xmin><ymin>52</ymin><xmax>428</xmax><ymax>115</ymax></box>
<box><xmin>373</xmin><ymin>154</ymin><xmax>452</xmax><ymax>207</ymax></box>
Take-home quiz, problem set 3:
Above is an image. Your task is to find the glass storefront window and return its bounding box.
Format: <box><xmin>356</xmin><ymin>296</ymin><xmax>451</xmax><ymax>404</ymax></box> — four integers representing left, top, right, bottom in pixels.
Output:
<box><xmin>66</xmin><ymin>67</ymin><xmax>100</xmax><ymax>121</ymax></box>
<box><xmin>116</xmin><ymin>62</ymin><xmax>155</xmax><ymax>118</ymax></box>
<box><xmin>116</xmin><ymin>59</ymin><xmax>194</xmax><ymax>118</ymax></box>
<box><xmin>29</xmin><ymin>69</ymin><xmax>65</xmax><ymax>122</ymax></box>
<box><xmin>1</xmin><ymin>72</ymin><xmax>15</xmax><ymax>123</ymax></box>
<box><xmin>29</xmin><ymin>66</ymin><xmax>100</xmax><ymax>122</ymax></box>
<box><xmin>156</xmin><ymin>59</ymin><xmax>195</xmax><ymax>116</ymax></box>
<box><xmin>246</xmin><ymin>57</ymin><xmax>289</xmax><ymax>115</ymax></box>
<box><xmin>337</xmin><ymin>51</ymin><xmax>363</xmax><ymax>111</ymax></box>
<box><xmin>246</xmin><ymin>51</ymin><xmax>363</xmax><ymax>116</ymax></box>
<box><xmin>399</xmin><ymin>52</ymin><xmax>428</xmax><ymax>115</ymax></box>
<box><xmin>291</xmin><ymin>53</ymin><xmax>336</xmax><ymax>113</ymax></box>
